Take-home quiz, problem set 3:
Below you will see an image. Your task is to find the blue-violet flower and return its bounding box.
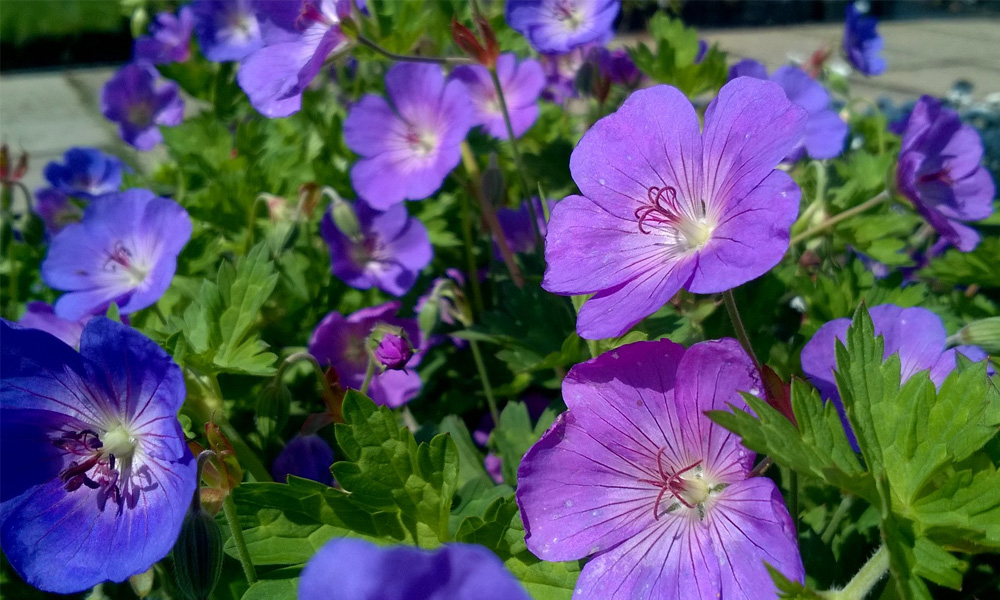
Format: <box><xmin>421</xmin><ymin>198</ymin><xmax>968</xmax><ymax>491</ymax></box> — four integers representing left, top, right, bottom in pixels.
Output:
<box><xmin>506</xmin><ymin>0</ymin><xmax>619</xmax><ymax>54</ymax></box>
<box><xmin>101</xmin><ymin>62</ymin><xmax>184</xmax><ymax>151</ymax></box>
<box><xmin>450</xmin><ymin>53</ymin><xmax>546</xmax><ymax>139</ymax></box>
<box><xmin>843</xmin><ymin>3</ymin><xmax>886</xmax><ymax>75</ymax></box>
<box><xmin>43</xmin><ymin>147</ymin><xmax>124</xmax><ymax>199</ymax></box>
<box><xmin>134</xmin><ymin>6</ymin><xmax>195</xmax><ymax>64</ymax></box>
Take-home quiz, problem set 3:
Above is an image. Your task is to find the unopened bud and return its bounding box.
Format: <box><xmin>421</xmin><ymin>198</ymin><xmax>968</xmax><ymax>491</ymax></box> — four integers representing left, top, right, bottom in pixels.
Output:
<box><xmin>325</xmin><ymin>188</ymin><xmax>362</xmax><ymax>240</ymax></box>
<box><xmin>451</xmin><ymin>17</ymin><xmax>499</xmax><ymax>68</ymax></box>
<box><xmin>371</xmin><ymin>326</ymin><xmax>414</xmax><ymax>370</ymax></box>
<box><xmin>952</xmin><ymin>317</ymin><xmax>1000</xmax><ymax>354</ymax></box>
<box><xmin>256</xmin><ymin>381</ymin><xmax>291</xmax><ymax>439</ymax></box>
<box><xmin>173</xmin><ymin>451</ymin><xmax>223</xmax><ymax>600</ymax></box>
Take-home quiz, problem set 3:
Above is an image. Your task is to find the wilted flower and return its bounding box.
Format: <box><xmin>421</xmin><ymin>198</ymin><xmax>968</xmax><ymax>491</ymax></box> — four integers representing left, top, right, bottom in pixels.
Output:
<box><xmin>801</xmin><ymin>304</ymin><xmax>990</xmax><ymax>446</ymax></box>
<box><xmin>41</xmin><ymin>189</ymin><xmax>192</xmax><ymax>320</ymax></box>
<box><xmin>517</xmin><ymin>339</ymin><xmax>804</xmax><ymax>599</ymax></box>
<box><xmin>895</xmin><ymin>96</ymin><xmax>995</xmax><ymax>251</ymax></box>
<box><xmin>728</xmin><ymin>59</ymin><xmax>847</xmax><ymax>160</ymax></box>
<box><xmin>32</xmin><ymin>187</ymin><xmax>81</xmax><ymax>235</ymax></box>
<box><xmin>319</xmin><ymin>198</ymin><xmax>432</xmax><ymax>296</ymax></box>
<box><xmin>134</xmin><ymin>6</ymin><xmax>194</xmax><ymax>64</ymax></box>
<box><xmin>543</xmin><ymin>78</ymin><xmax>806</xmax><ymax>339</ymax></box>
<box><xmin>0</xmin><ymin>318</ymin><xmax>196</xmax><ymax>593</ymax></box>
<box><xmin>343</xmin><ymin>63</ymin><xmax>474</xmax><ymax>208</ymax></box>
<box><xmin>271</xmin><ymin>435</ymin><xmax>335</xmax><ymax>485</ymax></box>
<box><xmin>43</xmin><ymin>147</ymin><xmax>124</xmax><ymax>198</ymax></box>
<box><xmin>101</xmin><ymin>62</ymin><xmax>184</xmax><ymax>151</ymax></box>
<box><xmin>309</xmin><ymin>302</ymin><xmax>424</xmax><ymax>407</ymax></box>
<box><xmin>843</xmin><ymin>3</ymin><xmax>886</xmax><ymax>76</ymax></box>
<box><xmin>450</xmin><ymin>53</ymin><xmax>545</xmax><ymax>139</ymax></box>
<box><xmin>506</xmin><ymin>0</ymin><xmax>619</xmax><ymax>54</ymax></box>
<box><xmin>238</xmin><ymin>0</ymin><xmax>352</xmax><ymax>118</ymax></box>
<box><xmin>300</xmin><ymin>539</ymin><xmax>531</xmax><ymax>600</ymax></box>
<box><xmin>191</xmin><ymin>0</ymin><xmax>262</xmax><ymax>62</ymax></box>
<box><xmin>16</xmin><ymin>301</ymin><xmax>88</xmax><ymax>348</ymax></box>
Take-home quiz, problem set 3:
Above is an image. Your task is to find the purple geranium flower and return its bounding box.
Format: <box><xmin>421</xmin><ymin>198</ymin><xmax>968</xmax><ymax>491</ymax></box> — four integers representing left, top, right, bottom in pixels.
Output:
<box><xmin>134</xmin><ymin>6</ymin><xmax>195</xmax><ymax>64</ymax></box>
<box><xmin>41</xmin><ymin>189</ymin><xmax>192</xmax><ymax>321</ymax></box>
<box><xmin>801</xmin><ymin>304</ymin><xmax>989</xmax><ymax>446</ymax></box>
<box><xmin>373</xmin><ymin>330</ymin><xmax>413</xmax><ymax>371</ymax></box>
<box><xmin>344</xmin><ymin>63</ymin><xmax>474</xmax><ymax>209</ymax></box>
<box><xmin>309</xmin><ymin>302</ymin><xmax>424</xmax><ymax>408</ymax></box>
<box><xmin>271</xmin><ymin>434</ymin><xmax>334</xmax><ymax>485</ymax></box>
<box><xmin>544</xmin><ymin>78</ymin><xmax>807</xmax><ymax>339</ymax></box>
<box><xmin>593</xmin><ymin>46</ymin><xmax>641</xmax><ymax>87</ymax></box>
<box><xmin>43</xmin><ymin>147</ymin><xmax>124</xmax><ymax>199</ymax></box>
<box><xmin>191</xmin><ymin>0</ymin><xmax>263</xmax><ymax>62</ymax></box>
<box><xmin>517</xmin><ymin>339</ymin><xmax>804</xmax><ymax>598</ymax></box>
<box><xmin>506</xmin><ymin>0</ymin><xmax>619</xmax><ymax>54</ymax></box>
<box><xmin>895</xmin><ymin>96</ymin><xmax>995</xmax><ymax>251</ymax></box>
<box><xmin>16</xmin><ymin>302</ymin><xmax>89</xmax><ymax>348</ymax></box>
<box><xmin>728</xmin><ymin>59</ymin><xmax>847</xmax><ymax>160</ymax></box>
<box><xmin>0</xmin><ymin>318</ymin><xmax>196</xmax><ymax>594</ymax></box>
<box><xmin>300</xmin><ymin>538</ymin><xmax>530</xmax><ymax>600</ymax></box>
<box><xmin>450</xmin><ymin>53</ymin><xmax>545</xmax><ymax>139</ymax></box>
<box><xmin>32</xmin><ymin>188</ymin><xmax>81</xmax><ymax>235</ymax></box>
<box><xmin>495</xmin><ymin>197</ymin><xmax>552</xmax><ymax>256</ymax></box>
<box><xmin>843</xmin><ymin>3</ymin><xmax>886</xmax><ymax>76</ymax></box>
<box><xmin>538</xmin><ymin>46</ymin><xmax>589</xmax><ymax>103</ymax></box>
<box><xmin>319</xmin><ymin>198</ymin><xmax>432</xmax><ymax>296</ymax></box>
<box><xmin>238</xmin><ymin>0</ymin><xmax>352</xmax><ymax>118</ymax></box>
<box><xmin>101</xmin><ymin>62</ymin><xmax>184</xmax><ymax>151</ymax></box>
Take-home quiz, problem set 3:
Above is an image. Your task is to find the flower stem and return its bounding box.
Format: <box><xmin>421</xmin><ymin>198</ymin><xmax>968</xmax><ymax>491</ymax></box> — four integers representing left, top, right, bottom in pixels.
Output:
<box><xmin>821</xmin><ymin>494</ymin><xmax>855</xmax><ymax>545</ymax></box>
<box><xmin>356</xmin><ymin>35</ymin><xmax>473</xmax><ymax>65</ymax></box>
<box><xmin>789</xmin><ymin>470</ymin><xmax>799</xmax><ymax>534</ymax></box>
<box><xmin>722</xmin><ymin>290</ymin><xmax>762</xmax><ymax>374</ymax></box>
<box><xmin>222</xmin><ymin>495</ymin><xmax>257</xmax><ymax>585</ymax></box>
<box><xmin>276</xmin><ymin>351</ymin><xmax>342</xmax><ymax>421</ymax></box>
<box><xmin>790</xmin><ymin>190</ymin><xmax>892</xmax><ymax>246</ymax></box>
<box><xmin>571</xmin><ymin>295</ymin><xmax>600</xmax><ymax>358</ymax></box>
<box><xmin>469</xmin><ymin>339</ymin><xmax>500</xmax><ymax>426</ymax></box>
<box><xmin>360</xmin><ymin>353</ymin><xmax>376</xmax><ymax>396</ymax></box>
<box><xmin>824</xmin><ymin>546</ymin><xmax>890</xmax><ymax>600</ymax></box>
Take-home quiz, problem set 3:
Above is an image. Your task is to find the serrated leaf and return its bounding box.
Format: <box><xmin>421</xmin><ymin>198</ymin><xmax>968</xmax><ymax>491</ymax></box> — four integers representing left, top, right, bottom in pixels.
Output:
<box><xmin>333</xmin><ymin>391</ymin><xmax>459</xmax><ymax>546</ymax></box>
<box><xmin>439</xmin><ymin>415</ymin><xmax>488</xmax><ymax>487</ymax></box>
<box><xmin>492</xmin><ymin>401</ymin><xmax>543</xmax><ymax>486</ymax></box>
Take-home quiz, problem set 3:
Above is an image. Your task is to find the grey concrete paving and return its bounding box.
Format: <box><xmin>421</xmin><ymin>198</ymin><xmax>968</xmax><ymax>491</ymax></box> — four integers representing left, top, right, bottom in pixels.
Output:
<box><xmin>1</xmin><ymin>17</ymin><xmax>997</xmax><ymax>194</ymax></box>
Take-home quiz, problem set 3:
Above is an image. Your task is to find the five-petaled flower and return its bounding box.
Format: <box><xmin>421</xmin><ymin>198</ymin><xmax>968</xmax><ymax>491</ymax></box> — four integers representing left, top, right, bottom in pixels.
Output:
<box><xmin>517</xmin><ymin>339</ymin><xmax>804</xmax><ymax>599</ymax></box>
<box><xmin>0</xmin><ymin>318</ymin><xmax>196</xmax><ymax>594</ymax></box>
<box><xmin>191</xmin><ymin>0</ymin><xmax>263</xmax><ymax>62</ymax></box>
<box><xmin>101</xmin><ymin>62</ymin><xmax>184</xmax><ymax>151</ymax></box>
<box><xmin>843</xmin><ymin>3</ymin><xmax>886</xmax><ymax>76</ymax></box>
<box><xmin>134</xmin><ymin>6</ymin><xmax>195</xmax><ymax>65</ymax></box>
<box><xmin>450</xmin><ymin>52</ymin><xmax>546</xmax><ymax>139</ymax></box>
<box><xmin>895</xmin><ymin>95</ymin><xmax>995</xmax><ymax>251</ymax></box>
<box><xmin>41</xmin><ymin>189</ymin><xmax>192</xmax><ymax>321</ymax></box>
<box><xmin>344</xmin><ymin>63</ymin><xmax>474</xmax><ymax>209</ymax></box>
<box><xmin>506</xmin><ymin>0</ymin><xmax>620</xmax><ymax>54</ymax></box>
<box><xmin>543</xmin><ymin>78</ymin><xmax>807</xmax><ymax>339</ymax></box>
<box><xmin>43</xmin><ymin>147</ymin><xmax>124</xmax><ymax>199</ymax></box>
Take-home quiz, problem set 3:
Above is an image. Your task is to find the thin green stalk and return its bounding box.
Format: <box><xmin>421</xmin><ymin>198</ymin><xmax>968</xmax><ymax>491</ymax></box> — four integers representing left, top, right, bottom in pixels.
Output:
<box><xmin>222</xmin><ymin>495</ymin><xmax>257</xmax><ymax>585</ymax></box>
<box><xmin>722</xmin><ymin>290</ymin><xmax>761</xmax><ymax>374</ymax></box>
<box><xmin>469</xmin><ymin>339</ymin><xmax>500</xmax><ymax>426</ymax></box>
<box><xmin>823</xmin><ymin>546</ymin><xmax>890</xmax><ymax>600</ymax></box>
<box><xmin>790</xmin><ymin>190</ymin><xmax>891</xmax><ymax>246</ymax></box>
<box><xmin>356</xmin><ymin>35</ymin><xmax>472</xmax><ymax>65</ymax></box>
<box><xmin>821</xmin><ymin>495</ymin><xmax>855</xmax><ymax>545</ymax></box>
<box><xmin>571</xmin><ymin>295</ymin><xmax>600</xmax><ymax>358</ymax></box>
<box><xmin>360</xmin><ymin>354</ymin><xmax>376</xmax><ymax>396</ymax></box>
<box><xmin>789</xmin><ymin>471</ymin><xmax>799</xmax><ymax>534</ymax></box>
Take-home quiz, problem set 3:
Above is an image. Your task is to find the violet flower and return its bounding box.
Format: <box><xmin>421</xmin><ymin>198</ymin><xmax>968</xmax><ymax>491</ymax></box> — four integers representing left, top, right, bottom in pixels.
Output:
<box><xmin>16</xmin><ymin>302</ymin><xmax>88</xmax><ymax>348</ymax></box>
<box><xmin>594</xmin><ymin>46</ymin><xmax>641</xmax><ymax>87</ymax></box>
<box><xmin>237</xmin><ymin>0</ymin><xmax>352</xmax><ymax>118</ymax></box>
<box><xmin>801</xmin><ymin>304</ymin><xmax>989</xmax><ymax>447</ymax></box>
<box><xmin>843</xmin><ymin>3</ymin><xmax>886</xmax><ymax>76</ymax></box>
<box><xmin>450</xmin><ymin>53</ymin><xmax>545</xmax><ymax>139</ymax></box>
<box><xmin>538</xmin><ymin>47</ymin><xmax>589</xmax><ymax>103</ymax></box>
<box><xmin>495</xmin><ymin>197</ymin><xmax>552</xmax><ymax>256</ymax></box>
<box><xmin>101</xmin><ymin>62</ymin><xmax>184</xmax><ymax>151</ymax></box>
<box><xmin>300</xmin><ymin>538</ymin><xmax>530</xmax><ymax>600</ymax></box>
<box><xmin>319</xmin><ymin>198</ymin><xmax>432</xmax><ymax>296</ymax></box>
<box><xmin>544</xmin><ymin>78</ymin><xmax>807</xmax><ymax>339</ymax></box>
<box><xmin>373</xmin><ymin>329</ymin><xmax>414</xmax><ymax>371</ymax></box>
<box><xmin>895</xmin><ymin>96</ymin><xmax>995</xmax><ymax>251</ymax></box>
<box><xmin>43</xmin><ymin>147</ymin><xmax>124</xmax><ymax>199</ymax></box>
<box><xmin>0</xmin><ymin>318</ymin><xmax>196</xmax><ymax>594</ymax></box>
<box><xmin>309</xmin><ymin>302</ymin><xmax>424</xmax><ymax>408</ymax></box>
<box><xmin>191</xmin><ymin>0</ymin><xmax>263</xmax><ymax>62</ymax></box>
<box><xmin>41</xmin><ymin>189</ymin><xmax>192</xmax><ymax>321</ymax></box>
<box><xmin>32</xmin><ymin>188</ymin><xmax>81</xmax><ymax>236</ymax></box>
<box><xmin>272</xmin><ymin>435</ymin><xmax>335</xmax><ymax>485</ymax></box>
<box><xmin>728</xmin><ymin>59</ymin><xmax>847</xmax><ymax>160</ymax></box>
<box><xmin>506</xmin><ymin>0</ymin><xmax>620</xmax><ymax>54</ymax></box>
<box><xmin>517</xmin><ymin>339</ymin><xmax>804</xmax><ymax>598</ymax></box>
<box><xmin>134</xmin><ymin>6</ymin><xmax>195</xmax><ymax>64</ymax></box>
<box><xmin>343</xmin><ymin>63</ymin><xmax>474</xmax><ymax>208</ymax></box>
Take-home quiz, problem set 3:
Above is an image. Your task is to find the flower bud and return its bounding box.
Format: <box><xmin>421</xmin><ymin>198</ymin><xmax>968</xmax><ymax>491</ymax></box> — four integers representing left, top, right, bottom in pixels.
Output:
<box><xmin>256</xmin><ymin>381</ymin><xmax>291</xmax><ymax>440</ymax></box>
<box><xmin>172</xmin><ymin>505</ymin><xmax>223</xmax><ymax>600</ymax></box>
<box><xmin>953</xmin><ymin>317</ymin><xmax>1000</xmax><ymax>354</ymax></box>
<box><xmin>451</xmin><ymin>16</ymin><xmax>499</xmax><ymax>68</ymax></box>
<box><xmin>372</xmin><ymin>327</ymin><xmax>414</xmax><ymax>370</ymax></box>
<box><xmin>326</xmin><ymin>189</ymin><xmax>362</xmax><ymax>241</ymax></box>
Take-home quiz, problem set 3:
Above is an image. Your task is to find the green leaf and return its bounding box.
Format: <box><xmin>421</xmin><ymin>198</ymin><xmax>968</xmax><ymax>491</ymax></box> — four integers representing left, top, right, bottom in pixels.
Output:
<box><xmin>333</xmin><ymin>391</ymin><xmax>459</xmax><ymax>546</ymax></box>
<box><xmin>240</xmin><ymin>566</ymin><xmax>300</xmax><ymax>600</ymax></box>
<box><xmin>491</xmin><ymin>401</ymin><xmax>549</xmax><ymax>486</ymax></box>
<box><xmin>439</xmin><ymin>415</ymin><xmax>488</xmax><ymax>487</ymax></box>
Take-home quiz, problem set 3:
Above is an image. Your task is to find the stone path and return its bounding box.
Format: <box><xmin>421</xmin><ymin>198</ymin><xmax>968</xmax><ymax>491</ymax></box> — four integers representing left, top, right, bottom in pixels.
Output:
<box><xmin>1</xmin><ymin>16</ymin><xmax>997</xmax><ymax>192</ymax></box>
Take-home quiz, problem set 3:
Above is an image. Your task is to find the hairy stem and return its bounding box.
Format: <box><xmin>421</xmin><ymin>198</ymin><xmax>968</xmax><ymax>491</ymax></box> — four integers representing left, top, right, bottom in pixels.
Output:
<box><xmin>360</xmin><ymin>354</ymin><xmax>376</xmax><ymax>396</ymax></box>
<box><xmin>790</xmin><ymin>190</ymin><xmax>892</xmax><ymax>246</ymax></box>
<box><xmin>821</xmin><ymin>495</ymin><xmax>855</xmax><ymax>545</ymax></box>
<box><xmin>356</xmin><ymin>35</ymin><xmax>473</xmax><ymax>65</ymax></box>
<box><xmin>222</xmin><ymin>495</ymin><xmax>257</xmax><ymax>585</ymax></box>
<box><xmin>722</xmin><ymin>290</ymin><xmax>762</xmax><ymax>374</ymax></box>
<box><xmin>824</xmin><ymin>546</ymin><xmax>890</xmax><ymax>600</ymax></box>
